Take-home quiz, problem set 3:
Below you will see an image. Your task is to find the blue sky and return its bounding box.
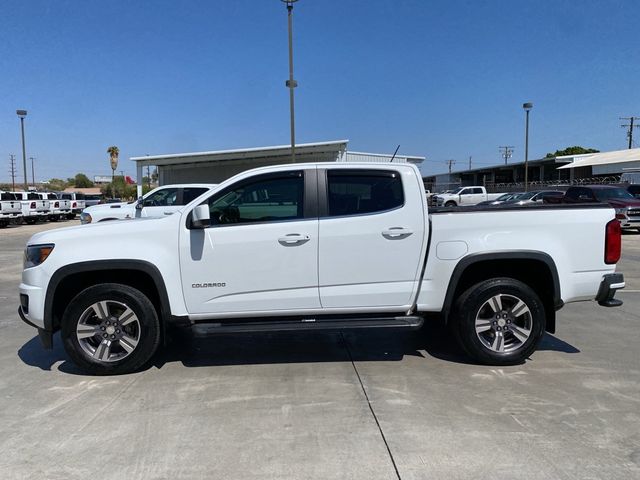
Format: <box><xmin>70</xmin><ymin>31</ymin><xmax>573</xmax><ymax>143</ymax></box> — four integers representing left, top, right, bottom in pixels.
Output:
<box><xmin>1</xmin><ymin>0</ymin><xmax>639</xmax><ymax>182</ymax></box>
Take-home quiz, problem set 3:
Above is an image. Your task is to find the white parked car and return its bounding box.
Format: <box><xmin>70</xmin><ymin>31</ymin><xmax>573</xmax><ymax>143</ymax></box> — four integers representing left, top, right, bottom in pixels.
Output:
<box><xmin>432</xmin><ymin>186</ymin><xmax>503</xmax><ymax>207</ymax></box>
<box><xmin>0</xmin><ymin>191</ymin><xmax>23</xmax><ymax>227</ymax></box>
<box><xmin>80</xmin><ymin>184</ymin><xmax>217</xmax><ymax>224</ymax></box>
<box><xmin>19</xmin><ymin>163</ymin><xmax>624</xmax><ymax>374</ymax></box>
<box><xmin>11</xmin><ymin>191</ymin><xmax>50</xmax><ymax>224</ymax></box>
<box><xmin>38</xmin><ymin>193</ymin><xmax>71</xmax><ymax>222</ymax></box>
<box><xmin>60</xmin><ymin>192</ymin><xmax>87</xmax><ymax>219</ymax></box>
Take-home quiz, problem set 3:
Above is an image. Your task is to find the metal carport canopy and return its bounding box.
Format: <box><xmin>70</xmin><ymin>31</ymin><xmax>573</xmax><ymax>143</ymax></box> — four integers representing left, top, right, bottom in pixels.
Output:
<box><xmin>130</xmin><ymin>140</ymin><xmax>349</xmax><ymax>197</ymax></box>
<box><xmin>556</xmin><ymin>148</ymin><xmax>640</xmax><ymax>169</ymax></box>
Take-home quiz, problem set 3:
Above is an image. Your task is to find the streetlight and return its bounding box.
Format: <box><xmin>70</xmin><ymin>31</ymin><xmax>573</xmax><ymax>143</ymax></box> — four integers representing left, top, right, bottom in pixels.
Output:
<box><xmin>281</xmin><ymin>0</ymin><xmax>299</xmax><ymax>163</ymax></box>
<box><xmin>522</xmin><ymin>102</ymin><xmax>533</xmax><ymax>192</ymax></box>
<box><xmin>16</xmin><ymin>110</ymin><xmax>28</xmax><ymax>191</ymax></box>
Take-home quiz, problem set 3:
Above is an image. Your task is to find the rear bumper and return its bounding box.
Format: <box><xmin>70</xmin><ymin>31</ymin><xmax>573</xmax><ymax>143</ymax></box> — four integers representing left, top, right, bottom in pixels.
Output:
<box><xmin>596</xmin><ymin>273</ymin><xmax>625</xmax><ymax>307</ymax></box>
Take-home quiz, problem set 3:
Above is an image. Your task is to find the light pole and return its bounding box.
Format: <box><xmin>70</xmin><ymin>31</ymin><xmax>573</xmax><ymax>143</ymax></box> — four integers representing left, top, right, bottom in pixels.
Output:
<box><xmin>16</xmin><ymin>110</ymin><xmax>28</xmax><ymax>191</ymax></box>
<box><xmin>523</xmin><ymin>102</ymin><xmax>533</xmax><ymax>192</ymax></box>
<box><xmin>281</xmin><ymin>0</ymin><xmax>299</xmax><ymax>163</ymax></box>
<box><xmin>30</xmin><ymin>157</ymin><xmax>35</xmax><ymax>187</ymax></box>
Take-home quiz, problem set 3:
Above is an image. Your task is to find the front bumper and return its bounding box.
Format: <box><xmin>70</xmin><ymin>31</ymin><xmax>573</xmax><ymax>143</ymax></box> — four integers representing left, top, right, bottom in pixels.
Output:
<box><xmin>596</xmin><ymin>273</ymin><xmax>625</xmax><ymax>307</ymax></box>
<box><xmin>18</xmin><ymin>306</ymin><xmax>53</xmax><ymax>349</ymax></box>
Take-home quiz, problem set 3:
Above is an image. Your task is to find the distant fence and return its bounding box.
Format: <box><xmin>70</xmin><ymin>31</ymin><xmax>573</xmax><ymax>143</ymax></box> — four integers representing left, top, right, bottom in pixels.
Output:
<box><xmin>424</xmin><ymin>175</ymin><xmax>623</xmax><ymax>194</ymax></box>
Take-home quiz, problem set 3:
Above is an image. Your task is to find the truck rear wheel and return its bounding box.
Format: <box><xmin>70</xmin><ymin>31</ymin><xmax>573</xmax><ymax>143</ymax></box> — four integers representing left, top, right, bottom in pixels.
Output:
<box><xmin>451</xmin><ymin>278</ymin><xmax>545</xmax><ymax>365</ymax></box>
<box><xmin>61</xmin><ymin>283</ymin><xmax>161</xmax><ymax>375</ymax></box>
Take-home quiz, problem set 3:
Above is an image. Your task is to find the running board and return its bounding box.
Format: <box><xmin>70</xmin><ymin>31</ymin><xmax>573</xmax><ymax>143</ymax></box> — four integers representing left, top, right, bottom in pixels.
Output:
<box><xmin>190</xmin><ymin>315</ymin><xmax>424</xmax><ymax>336</ymax></box>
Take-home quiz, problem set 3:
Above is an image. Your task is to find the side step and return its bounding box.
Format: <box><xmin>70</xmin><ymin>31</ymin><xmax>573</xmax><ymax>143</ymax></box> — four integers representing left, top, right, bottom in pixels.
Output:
<box><xmin>191</xmin><ymin>315</ymin><xmax>424</xmax><ymax>336</ymax></box>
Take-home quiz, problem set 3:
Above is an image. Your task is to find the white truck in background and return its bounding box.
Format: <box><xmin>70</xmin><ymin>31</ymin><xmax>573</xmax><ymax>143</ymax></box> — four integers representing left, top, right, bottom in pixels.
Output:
<box><xmin>38</xmin><ymin>193</ymin><xmax>72</xmax><ymax>222</ymax></box>
<box><xmin>11</xmin><ymin>191</ymin><xmax>50</xmax><ymax>224</ymax></box>
<box><xmin>433</xmin><ymin>186</ymin><xmax>503</xmax><ymax>207</ymax></box>
<box><xmin>0</xmin><ymin>191</ymin><xmax>23</xmax><ymax>227</ymax></box>
<box><xmin>19</xmin><ymin>163</ymin><xmax>624</xmax><ymax>375</ymax></box>
<box><xmin>80</xmin><ymin>184</ymin><xmax>217</xmax><ymax>224</ymax></box>
<box><xmin>60</xmin><ymin>192</ymin><xmax>86</xmax><ymax>219</ymax></box>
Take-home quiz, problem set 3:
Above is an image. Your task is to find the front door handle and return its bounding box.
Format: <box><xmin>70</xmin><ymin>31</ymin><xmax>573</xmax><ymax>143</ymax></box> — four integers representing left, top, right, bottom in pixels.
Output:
<box><xmin>382</xmin><ymin>227</ymin><xmax>413</xmax><ymax>239</ymax></box>
<box><xmin>278</xmin><ymin>233</ymin><xmax>310</xmax><ymax>246</ymax></box>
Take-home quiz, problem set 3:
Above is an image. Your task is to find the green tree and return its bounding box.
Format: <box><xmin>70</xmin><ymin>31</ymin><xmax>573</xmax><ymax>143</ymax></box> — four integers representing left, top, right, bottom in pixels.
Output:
<box><xmin>73</xmin><ymin>173</ymin><xmax>94</xmax><ymax>188</ymax></box>
<box><xmin>545</xmin><ymin>146</ymin><xmax>600</xmax><ymax>158</ymax></box>
<box><xmin>47</xmin><ymin>178</ymin><xmax>68</xmax><ymax>191</ymax></box>
<box><xmin>101</xmin><ymin>176</ymin><xmax>136</xmax><ymax>200</ymax></box>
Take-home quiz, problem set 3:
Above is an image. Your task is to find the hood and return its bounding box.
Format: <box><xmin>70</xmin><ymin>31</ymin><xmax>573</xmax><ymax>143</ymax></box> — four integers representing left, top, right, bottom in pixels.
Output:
<box><xmin>27</xmin><ymin>214</ymin><xmax>174</xmax><ymax>246</ymax></box>
<box><xmin>84</xmin><ymin>201</ymin><xmax>131</xmax><ymax>211</ymax></box>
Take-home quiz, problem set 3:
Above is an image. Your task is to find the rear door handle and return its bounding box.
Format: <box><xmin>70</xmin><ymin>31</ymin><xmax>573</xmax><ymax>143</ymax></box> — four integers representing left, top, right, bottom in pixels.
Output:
<box><xmin>278</xmin><ymin>233</ymin><xmax>310</xmax><ymax>246</ymax></box>
<box><xmin>382</xmin><ymin>227</ymin><xmax>413</xmax><ymax>239</ymax></box>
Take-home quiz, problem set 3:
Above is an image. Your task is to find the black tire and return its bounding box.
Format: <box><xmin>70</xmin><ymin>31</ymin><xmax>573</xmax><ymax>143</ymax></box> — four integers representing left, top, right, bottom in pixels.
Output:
<box><xmin>66</xmin><ymin>213</ymin><xmax>76</xmax><ymax>220</ymax></box>
<box><xmin>445</xmin><ymin>201</ymin><xmax>457</xmax><ymax>207</ymax></box>
<box><xmin>0</xmin><ymin>220</ymin><xmax>8</xmax><ymax>228</ymax></box>
<box><xmin>49</xmin><ymin>215</ymin><xmax>59</xmax><ymax>222</ymax></box>
<box><xmin>61</xmin><ymin>283</ymin><xmax>161</xmax><ymax>375</ymax></box>
<box><xmin>451</xmin><ymin>277</ymin><xmax>545</xmax><ymax>366</ymax></box>
<box><xmin>24</xmin><ymin>217</ymin><xmax>36</xmax><ymax>225</ymax></box>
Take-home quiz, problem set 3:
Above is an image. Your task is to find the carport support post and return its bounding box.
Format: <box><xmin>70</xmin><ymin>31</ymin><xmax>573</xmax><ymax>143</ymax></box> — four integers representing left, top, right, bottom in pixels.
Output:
<box><xmin>137</xmin><ymin>162</ymin><xmax>143</xmax><ymax>199</ymax></box>
<box><xmin>523</xmin><ymin>102</ymin><xmax>533</xmax><ymax>192</ymax></box>
<box><xmin>282</xmin><ymin>0</ymin><xmax>298</xmax><ymax>163</ymax></box>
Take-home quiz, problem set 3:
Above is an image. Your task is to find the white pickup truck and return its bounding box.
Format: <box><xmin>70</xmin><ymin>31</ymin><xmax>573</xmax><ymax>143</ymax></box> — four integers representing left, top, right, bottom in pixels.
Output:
<box><xmin>80</xmin><ymin>184</ymin><xmax>216</xmax><ymax>224</ymax></box>
<box><xmin>11</xmin><ymin>191</ymin><xmax>50</xmax><ymax>224</ymax></box>
<box><xmin>433</xmin><ymin>186</ymin><xmax>503</xmax><ymax>207</ymax></box>
<box><xmin>39</xmin><ymin>193</ymin><xmax>72</xmax><ymax>222</ymax></box>
<box><xmin>18</xmin><ymin>163</ymin><xmax>624</xmax><ymax>375</ymax></box>
<box><xmin>0</xmin><ymin>191</ymin><xmax>23</xmax><ymax>227</ymax></box>
<box><xmin>60</xmin><ymin>192</ymin><xmax>86</xmax><ymax>219</ymax></box>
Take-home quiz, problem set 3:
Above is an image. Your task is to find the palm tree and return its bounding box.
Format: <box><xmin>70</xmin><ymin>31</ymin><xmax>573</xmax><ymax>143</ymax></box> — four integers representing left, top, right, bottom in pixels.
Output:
<box><xmin>107</xmin><ymin>146</ymin><xmax>120</xmax><ymax>198</ymax></box>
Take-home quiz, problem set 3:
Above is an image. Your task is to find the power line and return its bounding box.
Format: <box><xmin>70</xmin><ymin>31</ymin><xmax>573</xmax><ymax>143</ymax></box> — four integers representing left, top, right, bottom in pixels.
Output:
<box><xmin>620</xmin><ymin>116</ymin><xmax>640</xmax><ymax>149</ymax></box>
<box><xmin>498</xmin><ymin>146</ymin><xmax>514</xmax><ymax>165</ymax></box>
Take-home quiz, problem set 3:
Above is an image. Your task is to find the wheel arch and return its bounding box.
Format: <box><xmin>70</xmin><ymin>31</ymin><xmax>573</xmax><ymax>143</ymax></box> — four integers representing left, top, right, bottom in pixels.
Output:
<box><xmin>44</xmin><ymin>260</ymin><xmax>171</xmax><ymax>335</ymax></box>
<box><xmin>442</xmin><ymin>251</ymin><xmax>561</xmax><ymax>333</ymax></box>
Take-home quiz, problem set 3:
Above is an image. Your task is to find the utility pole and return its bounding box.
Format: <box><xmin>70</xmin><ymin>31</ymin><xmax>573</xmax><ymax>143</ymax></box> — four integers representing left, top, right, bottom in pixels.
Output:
<box><xmin>29</xmin><ymin>157</ymin><xmax>35</xmax><ymax>187</ymax></box>
<box><xmin>468</xmin><ymin>156</ymin><xmax>472</xmax><ymax>170</ymax></box>
<box><xmin>499</xmin><ymin>146</ymin><xmax>514</xmax><ymax>165</ymax></box>
<box><xmin>9</xmin><ymin>155</ymin><xmax>17</xmax><ymax>191</ymax></box>
<box><xmin>146</xmin><ymin>165</ymin><xmax>151</xmax><ymax>188</ymax></box>
<box><xmin>446</xmin><ymin>159</ymin><xmax>456</xmax><ymax>174</ymax></box>
<box><xmin>16</xmin><ymin>110</ymin><xmax>28</xmax><ymax>191</ymax></box>
<box><xmin>620</xmin><ymin>117</ymin><xmax>640</xmax><ymax>149</ymax></box>
<box><xmin>281</xmin><ymin>0</ymin><xmax>299</xmax><ymax>163</ymax></box>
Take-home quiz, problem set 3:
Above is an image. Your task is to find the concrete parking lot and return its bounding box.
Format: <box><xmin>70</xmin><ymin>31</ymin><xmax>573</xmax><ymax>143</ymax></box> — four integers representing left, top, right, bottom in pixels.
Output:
<box><xmin>1</xmin><ymin>221</ymin><xmax>639</xmax><ymax>480</ymax></box>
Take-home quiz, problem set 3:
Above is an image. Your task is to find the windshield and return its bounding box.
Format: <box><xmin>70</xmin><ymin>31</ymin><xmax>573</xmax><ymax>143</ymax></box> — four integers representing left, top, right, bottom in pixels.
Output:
<box><xmin>513</xmin><ymin>191</ymin><xmax>536</xmax><ymax>200</ymax></box>
<box><xmin>594</xmin><ymin>188</ymin><xmax>634</xmax><ymax>201</ymax></box>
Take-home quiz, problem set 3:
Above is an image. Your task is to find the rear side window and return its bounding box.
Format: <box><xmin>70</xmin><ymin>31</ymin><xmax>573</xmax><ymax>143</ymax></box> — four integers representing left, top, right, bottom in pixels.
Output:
<box><xmin>327</xmin><ymin>170</ymin><xmax>403</xmax><ymax>217</ymax></box>
<box><xmin>472</xmin><ymin>188</ymin><xmax>483</xmax><ymax>194</ymax></box>
<box><xmin>182</xmin><ymin>187</ymin><xmax>208</xmax><ymax>205</ymax></box>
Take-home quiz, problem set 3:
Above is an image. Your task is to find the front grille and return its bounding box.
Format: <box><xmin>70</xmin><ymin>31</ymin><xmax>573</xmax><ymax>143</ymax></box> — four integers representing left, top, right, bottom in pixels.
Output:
<box><xmin>627</xmin><ymin>208</ymin><xmax>640</xmax><ymax>218</ymax></box>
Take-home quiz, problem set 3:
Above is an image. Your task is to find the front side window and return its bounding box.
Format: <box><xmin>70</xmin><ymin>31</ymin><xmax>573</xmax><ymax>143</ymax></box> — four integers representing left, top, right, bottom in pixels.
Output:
<box><xmin>206</xmin><ymin>174</ymin><xmax>304</xmax><ymax>226</ymax></box>
<box><xmin>327</xmin><ymin>170</ymin><xmax>403</xmax><ymax>217</ymax></box>
<box><xmin>143</xmin><ymin>188</ymin><xmax>179</xmax><ymax>207</ymax></box>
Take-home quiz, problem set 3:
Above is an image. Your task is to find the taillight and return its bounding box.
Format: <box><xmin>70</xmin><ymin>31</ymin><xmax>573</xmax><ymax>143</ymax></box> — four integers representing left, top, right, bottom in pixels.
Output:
<box><xmin>72</xmin><ymin>202</ymin><xmax>77</xmax><ymax>208</ymax></box>
<box><xmin>30</xmin><ymin>202</ymin><xmax>36</xmax><ymax>209</ymax></box>
<box><xmin>605</xmin><ymin>219</ymin><xmax>621</xmax><ymax>264</ymax></box>
<box><xmin>55</xmin><ymin>201</ymin><xmax>59</xmax><ymax>208</ymax></box>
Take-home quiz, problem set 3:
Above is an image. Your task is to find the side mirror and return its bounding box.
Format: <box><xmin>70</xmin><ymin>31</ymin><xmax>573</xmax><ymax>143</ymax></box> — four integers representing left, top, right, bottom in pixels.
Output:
<box><xmin>135</xmin><ymin>197</ymin><xmax>144</xmax><ymax>210</ymax></box>
<box><xmin>191</xmin><ymin>204</ymin><xmax>211</xmax><ymax>229</ymax></box>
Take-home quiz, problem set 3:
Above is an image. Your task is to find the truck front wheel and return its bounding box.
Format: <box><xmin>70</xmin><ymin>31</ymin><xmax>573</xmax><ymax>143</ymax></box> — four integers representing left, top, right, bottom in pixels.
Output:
<box><xmin>451</xmin><ymin>278</ymin><xmax>545</xmax><ymax>365</ymax></box>
<box><xmin>445</xmin><ymin>201</ymin><xmax>457</xmax><ymax>207</ymax></box>
<box><xmin>61</xmin><ymin>283</ymin><xmax>161</xmax><ymax>375</ymax></box>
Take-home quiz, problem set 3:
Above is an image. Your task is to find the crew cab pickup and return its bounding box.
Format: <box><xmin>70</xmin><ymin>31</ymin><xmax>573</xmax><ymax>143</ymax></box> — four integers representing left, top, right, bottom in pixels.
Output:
<box><xmin>0</xmin><ymin>191</ymin><xmax>23</xmax><ymax>227</ymax></box>
<box><xmin>39</xmin><ymin>193</ymin><xmax>71</xmax><ymax>222</ymax></box>
<box><xmin>11</xmin><ymin>191</ymin><xmax>50</xmax><ymax>224</ymax></box>
<box><xmin>60</xmin><ymin>192</ymin><xmax>86</xmax><ymax>219</ymax></box>
<box><xmin>80</xmin><ymin>184</ymin><xmax>216</xmax><ymax>224</ymax></box>
<box><xmin>18</xmin><ymin>163</ymin><xmax>624</xmax><ymax>375</ymax></box>
<box><xmin>432</xmin><ymin>186</ymin><xmax>503</xmax><ymax>207</ymax></box>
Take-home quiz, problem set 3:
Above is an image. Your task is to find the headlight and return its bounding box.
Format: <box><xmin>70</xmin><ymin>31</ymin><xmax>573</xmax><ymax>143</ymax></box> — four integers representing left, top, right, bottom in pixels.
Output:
<box><xmin>24</xmin><ymin>244</ymin><xmax>55</xmax><ymax>269</ymax></box>
<box><xmin>80</xmin><ymin>212</ymin><xmax>92</xmax><ymax>224</ymax></box>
